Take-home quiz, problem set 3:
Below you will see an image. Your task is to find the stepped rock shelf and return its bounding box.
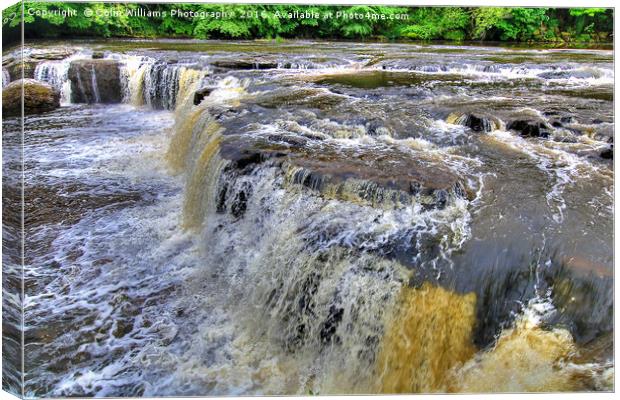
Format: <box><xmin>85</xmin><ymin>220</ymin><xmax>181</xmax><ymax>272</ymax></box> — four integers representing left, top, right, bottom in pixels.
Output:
<box><xmin>2</xmin><ymin>39</ymin><xmax>614</xmax><ymax>397</ymax></box>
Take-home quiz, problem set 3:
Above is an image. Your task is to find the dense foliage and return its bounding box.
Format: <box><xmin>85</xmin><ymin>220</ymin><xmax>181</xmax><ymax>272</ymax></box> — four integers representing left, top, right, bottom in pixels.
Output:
<box><xmin>2</xmin><ymin>2</ymin><xmax>613</xmax><ymax>45</ymax></box>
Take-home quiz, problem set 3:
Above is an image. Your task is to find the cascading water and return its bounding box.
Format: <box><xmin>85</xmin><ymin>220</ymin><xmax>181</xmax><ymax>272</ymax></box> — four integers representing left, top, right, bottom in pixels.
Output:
<box><xmin>34</xmin><ymin>60</ymin><xmax>73</xmax><ymax>104</ymax></box>
<box><xmin>31</xmin><ymin>52</ymin><xmax>204</xmax><ymax>110</ymax></box>
<box><xmin>123</xmin><ymin>59</ymin><xmax>205</xmax><ymax>110</ymax></box>
<box><xmin>6</xmin><ymin>40</ymin><xmax>614</xmax><ymax>396</ymax></box>
<box><xmin>143</xmin><ymin>62</ymin><xmax>182</xmax><ymax>110</ymax></box>
<box><xmin>89</xmin><ymin>65</ymin><xmax>101</xmax><ymax>104</ymax></box>
<box><xmin>2</xmin><ymin>67</ymin><xmax>10</xmax><ymax>87</ymax></box>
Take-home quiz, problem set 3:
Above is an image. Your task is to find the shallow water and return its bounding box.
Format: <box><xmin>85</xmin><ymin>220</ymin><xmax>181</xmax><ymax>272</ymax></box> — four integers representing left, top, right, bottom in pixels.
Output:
<box><xmin>2</xmin><ymin>40</ymin><xmax>614</xmax><ymax>396</ymax></box>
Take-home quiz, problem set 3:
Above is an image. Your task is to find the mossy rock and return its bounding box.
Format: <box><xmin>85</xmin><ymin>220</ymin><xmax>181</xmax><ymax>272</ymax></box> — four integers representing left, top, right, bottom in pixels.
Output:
<box><xmin>2</xmin><ymin>79</ymin><xmax>60</xmax><ymax>117</ymax></box>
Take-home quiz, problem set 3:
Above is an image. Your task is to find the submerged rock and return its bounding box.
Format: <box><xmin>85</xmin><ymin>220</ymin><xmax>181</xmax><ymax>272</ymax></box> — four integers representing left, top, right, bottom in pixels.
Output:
<box><xmin>2</xmin><ymin>79</ymin><xmax>60</xmax><ymax>116</ymax></box>
<box><xmin>507</xmin><ymin>120</ymin><xmax>551</xmax><ymax>138</ymax></box>
<box><xmin>68</xmin><ymin>59</ymin><xmax>122</xmax><ymax>103</ymax></box>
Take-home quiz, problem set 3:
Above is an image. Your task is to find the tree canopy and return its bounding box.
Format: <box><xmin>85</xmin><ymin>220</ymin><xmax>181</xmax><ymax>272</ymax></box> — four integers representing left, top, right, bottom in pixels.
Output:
<box><xmin>2</xmin><ymin>3</ymin><xmax>613</xmax><ymax>45</ymax></box>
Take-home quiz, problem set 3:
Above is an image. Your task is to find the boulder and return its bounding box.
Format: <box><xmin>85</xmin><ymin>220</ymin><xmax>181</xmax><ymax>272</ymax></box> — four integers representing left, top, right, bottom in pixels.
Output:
<box><xmin>68</xmin><ymin>59</ymin><xmax>122</xmax><ymax>103</ymax></box>
<box><xmin>507</xmin><ymin>120</ymin><xmax>551</xmax><ymax>138</ymax></box>
<box><xmin>2</xmin><ymin>79</ymin><xmax>60</xmax><ymax>116</ymax></box>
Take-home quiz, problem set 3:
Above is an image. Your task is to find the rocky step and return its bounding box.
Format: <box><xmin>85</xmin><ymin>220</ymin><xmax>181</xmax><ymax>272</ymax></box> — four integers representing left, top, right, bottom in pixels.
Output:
<box><xmin>3</xmin><ymin>48</ymin><xmax>76</xmax><ymax>80</ymax></box>
<box><xmin>219</xmin><ymin>134</ymin><xmax>467</xmax><ymax>210</ymax></box>
<box><xmin>68</xmin><ymin>59</ymin><xmax>122</xmax><ymax>104</ymax></box>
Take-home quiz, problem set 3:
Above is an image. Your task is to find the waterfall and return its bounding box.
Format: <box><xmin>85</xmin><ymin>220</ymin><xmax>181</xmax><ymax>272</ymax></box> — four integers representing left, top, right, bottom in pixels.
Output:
<box><xmin>34</xmin><ymin>60</ymin><xmax>73</xmax><ymax>104</ymax></box>
<box><xmin>74</xmin><ymin>67</ymin><xmax>88</xmax><ymax>103</ymax></box>
<box><xmin>159</xmin><ymin>65</ymin><xmax>615</xmax><ymax>393</ymax></box>
<box><xmin>31</xmin><ymin>53</ymin><xmax>204</xmax><ymax>109</ymax></box>
<box><xmin>118</xmin><ymin>55</ymin><xmax>145</xmax><ymax>104</ymax></box>
<box><xmin>142</xmin><ymin>63</ymin><xmax>181</xmax><ymax>110</ymax></box>
<box><xmin>121</xmin><ymin>58</ymin><xmax>204</xmax><ymax>110</ymax></box>
<box><xmin>161</xmin><ymin>75</ymin><xmax>492</xmax><ymax>394</ymax></box>
<box><xmin>90</xmin><ymin>65</ymin><xmax>101</xmax><ymax>104</ymax></box>
<box><xmin>2</xmin><ymin>67</ymin><xmax>10</xmax><ymax>87</ymax></box>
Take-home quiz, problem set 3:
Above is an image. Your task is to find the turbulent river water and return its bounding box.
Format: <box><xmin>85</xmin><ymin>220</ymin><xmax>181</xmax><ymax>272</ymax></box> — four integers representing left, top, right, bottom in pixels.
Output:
<box><xmin>2</xmin><ymin>40</ymin><xmax>614</xmax><ymax>396</ymax></box>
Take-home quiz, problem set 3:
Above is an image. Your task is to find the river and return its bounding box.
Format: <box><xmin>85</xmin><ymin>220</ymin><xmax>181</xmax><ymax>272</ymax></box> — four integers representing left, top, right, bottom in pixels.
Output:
<box><xmin>1</xmin><ymin>39</ymin><xmax>614</xmax><ymax>396</ymax></box>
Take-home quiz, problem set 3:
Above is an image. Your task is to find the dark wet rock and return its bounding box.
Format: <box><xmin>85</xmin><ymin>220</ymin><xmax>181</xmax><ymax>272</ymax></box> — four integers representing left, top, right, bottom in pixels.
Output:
<box><xmin>2</xmin><ymin>79</ymin><xmax>60</xmax><ymax>116</ymax></box>
<box><xmin>463</xmin><ymin>115</ymin><xmax>494</xmax><ymax>132</ymax></box>
<box><xmin>230</xmin><ymin>189</ymin><xmax>249</xmax><ymax>219</ymax></box>
<box><xmin>549</xmin><ymin>115</ymin><xmax>578</xmax><ymax>129</ymax></box>
<box><xmin>507</xmin><ymin>120</ymin><xmax>551</xmax><ymax>138</ymax></box>
<box><xmin>366</xmin><ymin>119</ymin><xmax>388</xmax><ymax>136</ymax></box>
<box><xmin>68</xmin><ymin>59</ymin><xmax>122</xmax><ymax>103</ymax></box>
<box><xmin>600</xmin><ymin>147</ymin><xmax>613</xmax><ymax>159</ymax></box>
<box><xmin>447</xmin><ymin>112</ymin><xmax>500</xmax><ymax>133</ymax></box>
<box><xmin>560</xmin><ymin>116</ymin><xmax>576</xmax><ymax>124</ymax></box>
<box><xmin>91</xmin><ymin>51</ymin><xmax>105</xmax><ymax>59</ymax></box>
<box><xmin>320</xmin><ymin>305</ymin><xmax>344</xmax><ymax>344</ymax></box>
<box><xmin>193</xmin><ymin>86</ymin><xmax>215</xmax><ymax>105</ymax></box>
<box><xmin>112</xmin><ymin>319</ymin><xmax>134</xmax><ymax>338</ymax></box>
<box><xmin>465</xmin><ymin>249</ymin><xmax>613</xmax><ymax>349</ymax></box>
<box><xmin>212</xmin><ymin>59</ymin><xmax>278</xmax><ymax>70</ymax></box>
